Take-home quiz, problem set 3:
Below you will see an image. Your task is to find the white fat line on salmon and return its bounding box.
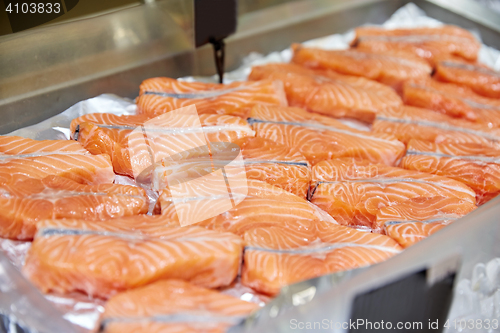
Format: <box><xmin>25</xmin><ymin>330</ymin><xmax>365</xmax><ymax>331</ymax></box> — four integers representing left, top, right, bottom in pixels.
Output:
<box><xmin>247</xmin><ymin>118</ymin><xmax>399</xmax><ymax>145</ymax></box>
<box><xmin>313</xmin><ymin>178</ymin><xmax>472</xmax><ymax>195</ymax></box>
<box><xmin>406</xmin><ymin>150</ymin><xmax>500</xmax><ymax>164</ymax></box>
<box><xmin>99</xmin><ymin>314</ymin><xmax>245</xmax><ymax>331</ymax></box>
<box><xmin>441</xmin><ymin>61</ymin><xmax>500</xmax><ymax>78</ymax></box>
<box><xmin>160</xmin><ymin>193</ymin><xmax>248</xmax><ymax>203</ymax></box>
<box><xmin>242</xmin><ymin>160</ymin><xmax>308</xmax><ymax>166</ymax></box>
<box><xmin>142</xmin><ymin>84</ymin><xmax>251</xmax><ymax>99</ymax></box>
<box><xmin>340</xmin><ymin>50</ymin><xmax>430</xmax><ymax>70</ymax></box>
<box><xmin>408</xmin><ymin>84</ymin><xmax>500</xmax><ymax>111</ymax></box>
<box><xmin>0</xmin><ymin>152</ymin><xmax>90</xmax><ymax>161</ymax></box>
<box><xmin>375</xmin><ymin>116</ymin><xmax>500</xmax><ymax>141</ymax></box>
<box><xmin>245</xmin><ymin>243</ymin><xmax>401</xmax><ymax>254</ymax></box>
<box><xmin>359</xmin><ymin>35</ymin><xmax>473</xmax><ymax>43</ymax></box>
<box><xmin>20</xmin><ymin>191</ymin><xmax>146</xmax><ymax>200</ymax></box>
<box><xmin>79</xmin><ymin>123</ymin><xmax>255</xmax><ymax>136</ymax></box>
<box><xmin>37</xmin><ymin>227</ymin><xmax>235</xmax><ymax>243</ymax></box>
<box><xmin>155</xmin><ymin>159</ymin><xmax>308</xmax><ymax>168</ymax></box>
<box><xmin>384</xmin><ymin>217</ymin><xmax>459</xmax><ymax>226</ymax></box>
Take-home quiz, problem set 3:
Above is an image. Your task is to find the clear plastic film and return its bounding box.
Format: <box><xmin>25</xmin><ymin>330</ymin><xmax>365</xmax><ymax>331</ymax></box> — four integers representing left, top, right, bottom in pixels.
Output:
<box><xmin>446</xmin><ymin>258</ymin><xmax>500</xmax><ymax>333</ymax></box>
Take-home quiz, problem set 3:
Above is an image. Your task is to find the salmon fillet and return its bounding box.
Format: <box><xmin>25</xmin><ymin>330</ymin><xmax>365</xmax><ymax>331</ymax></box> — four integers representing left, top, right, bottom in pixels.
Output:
<box><xmin>373</xmin><ymin>105</ymin><xmax>500</xmax><ymax>145</ymax></box>
<box><xmin>219</xmin><ymin>280</ymin><xmax>271</xmax><ymax>306</ymax></box>
<box><xmin>435</xmin><ymin>61</ymin><xmax>500</xmax><ymax>99</ymax></box>
<box><xmin>69</xmin><ymin>113</ymin><xmax>152</xmax><ymax>137</ymax></box>
<box><xmin>241</xmin><ymin>220</ymin><xmax>402</xmax><ymax>295</ymax></box>
<box><xmin>0</xmin><ymin>175</ymin><xmax>148</xmax><ymax>240</ymax></box>
<box><xmin>23</xmin><ymin>215</ymin><xmax>243</xmax><ymax>298</ymax></box>
<box><xmin>352</xmin><ymin>25</ymin><xmax>480</xmax><ymax>64</ymax></box>
<box><xmin>403</xmin><ymin>78</ymin><xmax>500</xmax><ymax>125</ymax></box>
<box><xmin>291</xmin><ymin>44</ymin><xmax>432</xmax><ymax>93</ymax></box>
<box><xmin>249</xmin><ymin>105</ymin><xmax>406</xmax><ymax>166</ymax></box>
<box><xmin>233</xmin><ymin>137</ymin><xmax>310</xmax><ymax>198</ymax></box>
<box><xmin>355</xmin><ymin>39</ymin><xmax>479</xmax><ymax>66</ymax></box>
<box><xmin>160</xmin><ymin>180</ymin><xmax>337</xmax><ymax>236</ymax></box>
<box><xmin>248</xmin><ymin>63</ymin><xmax>402</xmax><ymax>122</ymax></box>
<box><xmin>401</xmin><ymin>139</ymin><xmax>500</xmax><ymax>205</ymax></box>
<box><xmin>310</xmin><ymin>158</ymin><xmax>476</xmax><ymax>229</ymax></box>
<box><xmin>73</xmin><ymin>112</ymin><xmax>254</xmax><ymax>178</ymax></box>
<box><xmin>99</xmin><ymin>279</ymin><xmax>258</xmax><ymax>333</ymax></box>
<box><xmin>375</xmin><ymin>197</ymin><xmax>476</xmax><ymax>248</ymax></box>
<box><xmin>0</xmin><ymin>135</ymin><xmax>88</xmax><ymax>154</ymax></box>
<box><xmin>136</xmin><ymin>78</ymin><xmax>287</xmax><ymax>118</ymax></box>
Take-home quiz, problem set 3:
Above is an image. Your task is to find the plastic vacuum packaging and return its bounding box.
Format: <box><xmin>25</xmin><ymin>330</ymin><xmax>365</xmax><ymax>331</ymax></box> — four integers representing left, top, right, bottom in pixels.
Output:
<box><xmin>1</xmin><ymin>3</ymin><xmax>500</xmax><ymax>333</ymax></box>
<box><xmin>400</xmin><ymin>140</ymin><xmax>500</xmax><ymax>205</ymax></box>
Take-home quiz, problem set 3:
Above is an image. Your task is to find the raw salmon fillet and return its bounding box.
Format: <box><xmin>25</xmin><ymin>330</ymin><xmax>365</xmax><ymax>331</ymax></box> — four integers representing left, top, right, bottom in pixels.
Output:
<box><xmin>248</xmin><ymin>62</ymin><xmax>402</xmax><ymax>122</ymax></box>
<box><xmin>160</xmin><ymin>180</ymin><xmax>337</xmax><ymax>236</ymax></box>
<box><xmin>0</xmin><ymin>136</ymin><xmax>115</xmax><ymax>185</ymax></box>
<box><xmin>401</xmin><ymin>139</ymin><xmax>500</xmax><ymax>204</ymax></box>
<box><xmin>69</xmin><ymin>113</ymin><xmax>151</xmax><ymax>136</ymax></box>
<box><xmin>435</xmin><ymin>61</ymin><xmax>500</xmax><ymax>99</ymax></box>
<box><xmin>241</xmin><ymin>220</ymin><xmax>402</xmax><ymax>295</ymax></box>
<box><xmin>23</xmin><ymin>215</ymin><xmax>243</xmax><ymax>298</ymax></box>
<box><xmin>73</xmin><ymin>112</ymin><xmax>254</xmax><ymax>177</ymax></box>
<box><xmin>353</xmin><ymin>25</ymin><xmax>480</xmax><ymax>64</ymax></box>
<box><xmin>0</xmin><ymin>154</ymin><xmax>115</xmax><ymax>185</ymax></box>
<box><xmin>374</xmin><ymin>197</ymin><xmax>476</xmax><ymax>248</ymax></box>
<box><xmin>0</xmin><ymin>135</ymin><xmax>88</xmax><ymax>154</ymax></box>
<box><xmin>233</xmin><ymin>137</ymin><xmax>310</xmax><ymax>198</ymax></box>
<box><xmin>249</xmin><ymin>105</ymin><xmax>405</xmax><ymax>165</ymax></box>
<box><xmin>99</xmin><ymin>279</ymin><xmax>258</xmax><ymax>333</ymax></box>
<box><xmin>310</xmin><ymin>158</ymin><xmax>476</xmax><ymax>229</ymax></box>
<box><xmin>291</xmin><ymin>44</ymin><xmax>432</xmax><ymax>93</ymax></box>
<box><xmin>373</xmin><ymin>105</ymin><xmax>500</xmax><ymax>145</ymax></box>
<box><xmin>0</xmin><ymin>175</ymin><xmax>148</xmax><ymax>240</ymax></box>
<box><xmin>403</xmin><ymin>78</ymin><xmax>500</xmax><ymax>125</ymax></box>
<box><xmin>136</xmin><ymin>78</ymin><xmax>287</xmax><ymax>118</ymax></box>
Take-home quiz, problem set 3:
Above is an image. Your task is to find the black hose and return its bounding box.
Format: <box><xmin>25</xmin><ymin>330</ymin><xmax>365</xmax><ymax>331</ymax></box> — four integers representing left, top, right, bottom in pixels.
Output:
<box><xmin>210</xmin><ymin>38</ymin><xmax>225</xmax><ymax>84</ymax></box>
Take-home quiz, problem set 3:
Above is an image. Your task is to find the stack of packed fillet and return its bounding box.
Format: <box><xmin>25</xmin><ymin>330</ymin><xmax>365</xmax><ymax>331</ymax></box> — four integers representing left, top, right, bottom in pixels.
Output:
<box><xmin>1</xmin><ymin>23</ymin><xmax>500</xmax><ymax>332</ymax></box>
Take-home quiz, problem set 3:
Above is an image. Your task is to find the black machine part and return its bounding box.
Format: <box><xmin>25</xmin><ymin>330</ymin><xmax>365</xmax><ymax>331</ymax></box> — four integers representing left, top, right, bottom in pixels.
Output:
<box><xmin>194</xmin><ymin>0</ymin><xmax>237</xmax><ymax>83</ymax></box>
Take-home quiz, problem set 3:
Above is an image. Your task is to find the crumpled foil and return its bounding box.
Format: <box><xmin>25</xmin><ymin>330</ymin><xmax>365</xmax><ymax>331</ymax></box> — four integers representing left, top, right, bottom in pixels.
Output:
<box><xmin>2</xmin><ymin>3</ymin><xmax>500</xmax><ymax>333</ymax></box>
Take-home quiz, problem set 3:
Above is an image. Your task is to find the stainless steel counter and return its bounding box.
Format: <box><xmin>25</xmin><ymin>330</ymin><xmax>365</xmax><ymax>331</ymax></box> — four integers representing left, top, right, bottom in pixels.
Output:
<box><xmin>1</xmin><ymin>1</ymin><xmax>500</xmax><ymax>332</ymax></box>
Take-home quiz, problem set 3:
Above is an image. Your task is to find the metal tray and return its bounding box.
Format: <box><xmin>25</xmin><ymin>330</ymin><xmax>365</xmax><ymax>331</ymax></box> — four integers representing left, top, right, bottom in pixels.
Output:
<box><xmin>1</xmin><ymin>0</ymin><xmax>500</xmax><ymax>332</ymax></box>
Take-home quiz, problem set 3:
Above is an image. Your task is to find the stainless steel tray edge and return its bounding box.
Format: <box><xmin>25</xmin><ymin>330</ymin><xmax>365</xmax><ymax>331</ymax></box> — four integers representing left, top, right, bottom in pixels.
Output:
<box><xmin>232</xmin><ymin>195</ymin><xmax>500</xmax><ymax>333</ymax></box>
